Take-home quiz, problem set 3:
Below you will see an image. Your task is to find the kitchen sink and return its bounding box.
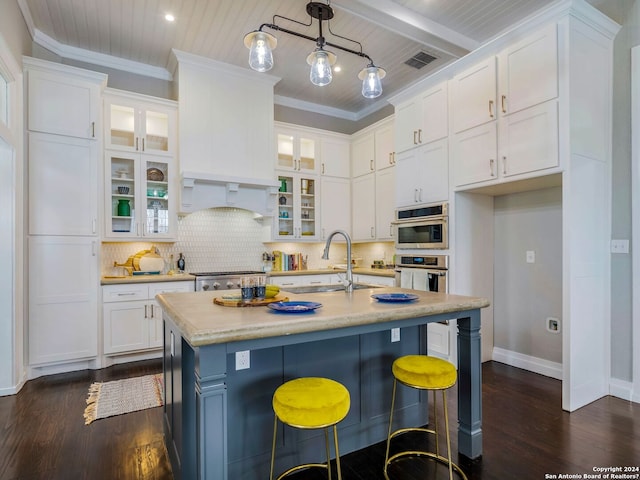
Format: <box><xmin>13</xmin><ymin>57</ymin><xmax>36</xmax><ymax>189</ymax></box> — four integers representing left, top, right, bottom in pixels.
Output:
<box><xmin>281</xmin><ymin>284</ymin><xmax>383</xmax><ymax>294</ymax></box>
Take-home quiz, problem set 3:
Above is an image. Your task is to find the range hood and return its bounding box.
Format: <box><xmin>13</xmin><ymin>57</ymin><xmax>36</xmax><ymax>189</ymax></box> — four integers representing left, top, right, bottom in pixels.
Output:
<box><xmin>180</xmin><ymin>172</ymin><xmax>280</xmax><ymax>217</ymax></box>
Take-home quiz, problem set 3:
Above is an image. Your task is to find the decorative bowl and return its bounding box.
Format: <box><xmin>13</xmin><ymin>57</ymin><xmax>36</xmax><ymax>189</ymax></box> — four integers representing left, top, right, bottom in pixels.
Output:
<box><xmin>117</xmin><ymin>186</ymin><xmax>130</xmax><ymax>194</ymax></box>
<box><xmin>146</xmin><ymin>167</ymin><xmax>164</xmax><ymax>181</ymax></box>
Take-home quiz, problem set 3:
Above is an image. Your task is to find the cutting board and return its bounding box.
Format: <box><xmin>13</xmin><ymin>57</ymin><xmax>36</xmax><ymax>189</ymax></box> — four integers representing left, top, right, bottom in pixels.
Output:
<box><xmin>213</xmin><ymin>294</ymin><xmax>289</xmax><ymax>307</ymax></box>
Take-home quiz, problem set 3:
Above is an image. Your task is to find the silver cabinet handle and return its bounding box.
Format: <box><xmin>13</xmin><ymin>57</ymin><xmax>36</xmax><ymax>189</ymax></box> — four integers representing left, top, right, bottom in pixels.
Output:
<box><xmin>322</xmin><ymin>163</ymin><xmax>325</xmax><ymax>174</ymax></box>
<box><xmin>389</xmin><ymin>153</ymin><xmax>393</xmax><ymax>165</ymax></box>
<box><xmin>135</xmin><ymin>137</ymin><xmax>139</xmax><ymax>151</ymax></box>
<box><xmin>490</xmin><ymin>158</ymin><xmax>496</xmax><ymax>177</ymax></box>
<box><xmin>413</xmin><ymin>130</ymin><xmax>418</xmax><ymax>145</ymax></box>
<box><xmin>489</xmin><ymin>100</ymin><xmax>495</xmax><ymax>118</ymax></box>
<box><xmin>370</xmin><ymin>159</ymin><xmax>374</xmax><ymax>171</ymax></box>
<box><xmin>91</xmin><ymin>122</ymin><xmax>95</xmax><ymax>138</ymax></box>
<box><xmin>144</xmin><ymin>304</ymin><xmax>148</xmax><ymax>318</ymax></box>
<box><xmin>370</xmin><ymin>226</ymin><xmax>375</xmax><ymax>238</ymax></box>
<box><xmin>142</xmin><ymin>138</ymin><xmax>145</xmax><ymax>152</ymax></box>
<box><xmin>503</xmin><ymin>156</ymin><xmax>507</xmax><ymax>174</ymax></box>
<box><xmin>418</xmin><ymin>129</ymin><xmax>422</xmax><ymax>144</ymax></box>
<box><xmin>501</xmin><ymin>95</ymin><xmax>507</xmax><ymax>114</ymax></box>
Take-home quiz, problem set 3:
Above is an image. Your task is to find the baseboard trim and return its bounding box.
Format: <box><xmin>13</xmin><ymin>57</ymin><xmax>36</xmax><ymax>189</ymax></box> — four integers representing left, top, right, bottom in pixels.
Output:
<box><xmin>492</xmin><ymin>347</ymin><xmax>563</xmax><ymax>380</ymax></box>
<box><xmin>0</xmin><ymin>370</ymin><xmax>28</xmax><ymax>397</ymax></box>
<box><xmin>609</xmin><ymin>377</ymin><xmax>639</xmax><ymax>403</ymax></box>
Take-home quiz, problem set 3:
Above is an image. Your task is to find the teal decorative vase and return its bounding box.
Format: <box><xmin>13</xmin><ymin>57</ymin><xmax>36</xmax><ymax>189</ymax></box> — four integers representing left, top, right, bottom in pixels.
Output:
<box><xmin>117</xmin><ymin>199</ymin><xmax>131</xmax><ymax>216</ymax></box>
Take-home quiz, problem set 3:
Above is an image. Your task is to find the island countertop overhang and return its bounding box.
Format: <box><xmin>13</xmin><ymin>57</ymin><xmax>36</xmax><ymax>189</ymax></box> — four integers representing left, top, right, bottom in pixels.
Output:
<box><xmin>156</xmin><ymin>287</ymin><xmax>490</xmax><ymax>347</ymax></box>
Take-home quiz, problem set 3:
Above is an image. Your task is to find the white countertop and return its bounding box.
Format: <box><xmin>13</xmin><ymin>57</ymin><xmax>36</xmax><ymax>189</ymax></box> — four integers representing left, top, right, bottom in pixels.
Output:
<box><xmin>155</xmin><ymin>287</ymin><xmax>490</xmax><ymax>347</ymax></box>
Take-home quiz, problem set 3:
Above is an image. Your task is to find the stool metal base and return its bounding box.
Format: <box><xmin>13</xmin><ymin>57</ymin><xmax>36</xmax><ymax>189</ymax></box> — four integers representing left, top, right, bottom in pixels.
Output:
<box><xmin>384</xmin><ymin>378</ymin><xmax>468</xmax><ymax>480</ymax></box>
<box><xmin>270</xmin><ymin>417</ymin><xmax>343</xmax><ymax>480</ymax></box>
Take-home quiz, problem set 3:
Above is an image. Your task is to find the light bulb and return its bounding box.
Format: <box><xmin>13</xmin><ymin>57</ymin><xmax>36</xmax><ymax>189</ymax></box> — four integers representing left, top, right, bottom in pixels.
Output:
<box><xmin>359</xmin><ymin>65</ymin><xmax>386</xmax><ymax>99</ymax></box>
<box><xmin>307</xmin><ymin>49</ymin><xmax>336</xmax><ymax>87</ymax></box>
<box><xmin>244</xmin><ymin>31</ymin><xmax>277</xmax><ymax>72</ymax></box>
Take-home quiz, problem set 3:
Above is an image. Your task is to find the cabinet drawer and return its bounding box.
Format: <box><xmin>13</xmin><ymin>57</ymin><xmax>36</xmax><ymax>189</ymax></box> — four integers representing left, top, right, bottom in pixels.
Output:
<box><xmin>149</xmin><ymin>281</ymin><xmax>193</xmax><ymax>297</ymax></box>
<box><xmin>103</xmin><ymin>284</ymin><xmax>148</xmax><ymax>302</ymax></box>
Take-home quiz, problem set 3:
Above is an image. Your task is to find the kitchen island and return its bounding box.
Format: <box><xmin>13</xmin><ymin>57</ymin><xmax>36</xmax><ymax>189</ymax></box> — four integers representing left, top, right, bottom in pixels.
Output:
<box><xmin>156</xmin><ymin>287</ymin><xmax>489</xmax><ymax>480</ymax></box>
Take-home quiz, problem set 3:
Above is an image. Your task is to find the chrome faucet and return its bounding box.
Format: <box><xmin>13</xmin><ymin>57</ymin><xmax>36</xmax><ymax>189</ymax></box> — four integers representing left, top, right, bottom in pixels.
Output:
<box><xmin>322</xmin><ymin>229</ymin><xmax>353</xmax><ymax>293</ymax></box>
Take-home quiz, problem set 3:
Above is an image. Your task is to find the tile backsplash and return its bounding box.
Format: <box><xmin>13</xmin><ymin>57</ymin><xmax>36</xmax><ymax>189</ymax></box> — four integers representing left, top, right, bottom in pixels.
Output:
<box><xmin>102</xmin><ymin>207</ymin><xmax>394</xmax><ymax>275</ymax></box>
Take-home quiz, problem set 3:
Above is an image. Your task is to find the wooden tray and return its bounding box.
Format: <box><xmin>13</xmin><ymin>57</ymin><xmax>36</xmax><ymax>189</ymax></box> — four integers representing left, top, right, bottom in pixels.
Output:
<box><xmin>213</xmin><ymin>294</ymin><xmax>289</xmax><ymax>307</ymax></box>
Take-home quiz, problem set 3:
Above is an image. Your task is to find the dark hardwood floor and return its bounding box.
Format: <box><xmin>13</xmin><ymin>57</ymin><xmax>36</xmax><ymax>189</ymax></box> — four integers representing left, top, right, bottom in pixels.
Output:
<box><xmin>0</xmin><ymin>360</ymin><xmax>637</xmax><ymax>480</ymax></box>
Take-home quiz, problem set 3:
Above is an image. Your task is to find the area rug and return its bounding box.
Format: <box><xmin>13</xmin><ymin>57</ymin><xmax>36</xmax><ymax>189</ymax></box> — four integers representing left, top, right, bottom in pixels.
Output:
<box><xmin>84</xmin><ymin>373</ymin><xmax>164</xmax><ymax>425</ymax></box>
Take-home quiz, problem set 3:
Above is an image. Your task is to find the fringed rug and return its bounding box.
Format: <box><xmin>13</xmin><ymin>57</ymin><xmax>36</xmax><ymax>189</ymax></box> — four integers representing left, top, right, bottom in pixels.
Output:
<box><xmin>84</xmin><ymin>373</ymin><xmax>164</xmax><ymax>425</ymax></box>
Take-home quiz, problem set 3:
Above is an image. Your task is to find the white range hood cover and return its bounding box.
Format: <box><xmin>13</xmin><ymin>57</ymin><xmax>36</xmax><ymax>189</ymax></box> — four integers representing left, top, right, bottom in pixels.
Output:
<box><xmin>180</xmin><ymin>172</ymin><xmax>280</xmax><ymax>217</ymax></box>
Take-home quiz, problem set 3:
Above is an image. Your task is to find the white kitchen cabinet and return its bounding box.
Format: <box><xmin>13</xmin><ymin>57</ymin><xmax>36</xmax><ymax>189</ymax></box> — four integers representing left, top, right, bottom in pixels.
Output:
<box><xmin>374</xmin><ymin>120</ymin><xmax>395</xmax><ymax>171</ymax></box>
<box><xmin>276</xmin><ymin>127</ymin><xmax>318</xmax><ymax>173</ymax></box>
<box><xmin>452</xmin><ymin>24</ymin><xmax>559</xmax><ymax>188</ymax></box>
<box><xmin>498</xmin><ymin>23</ymin><xmax>558</xmax><ymax>117</ymax></box>
<box><xmin>104</xmin><ymin>150</ymin><xmax>176</xmax><ymax>240</ymax></box>
<box><xmin>275</xmin><ymin>172</ymin><xmax>318</xmax><ymax>240</ymax></box>
<box><xmin>451</xmin><ymin>57</ymin><xmax>497</xmax><ymax>134</ymax></box>
<box><xmin>351</xmin><ymin>173</ymin><xmax>376</xmax><ymax>241</ymax></box>
<box><xmin>395</xmin><ymin>82</ymin><xmax>448</xmax><ymax>153</ymax></box>
<box><xmin>269</xmin><ymin>274</ymin><xmax>335</xmax><ymax>288</ymax></box>
<box><xmin>25</xmin><ymin>57</ymin><xmax>105</xmax><ymax>140</ymax></box>
<box><xmin>375</xmin><ymin>167</ymin><xmax>396</xmax><ymax>240</ymax></box>
<box><xmin>104</xmin><ymin>90</ymin><xmax>177</xmax><ymax>156</ymax></box>
<box><xmin>351</xmin><ymin>132</ymin><xmax>375</xmax><ymax>177</ymax></box>
<box><xmin>354</xmin><ymin>274</ymin><xmax>395</xmax><ymax>287</ymax></box>
<box><xmin>28</xmin><ymin>132</ymin><xmax>98</xmax><ymax>236</ymax></box>
<box><xmin>102</xmin><ymin>281</ymin><xmax>193</xmax><ymax>355</ymax></box>
<box><xmin>320</xmin><ymin>136</ymin><xmax>350</xmax><ymax>178</ymax></box>
<box><xmin>28</xmin><ymin>236</ymin><xmax>98</xmax><ymax>365</ymax></box>
<box><xmin>320</xmin><ymin>176</ymin><xmax>351</xmax><ymax>240</ymax></box>
<box><xmin>396</xmin><ymin>138</ymin><xmax>449</xmax><ymax>207</ymax></box>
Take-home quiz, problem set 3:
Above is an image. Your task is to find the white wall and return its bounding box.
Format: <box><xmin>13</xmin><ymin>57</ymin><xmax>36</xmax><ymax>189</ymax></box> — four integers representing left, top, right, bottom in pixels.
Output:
<box><xmin>493</xmin><ymin>187</ymin><xmax>563</xmax><ymax>365</ymax></box>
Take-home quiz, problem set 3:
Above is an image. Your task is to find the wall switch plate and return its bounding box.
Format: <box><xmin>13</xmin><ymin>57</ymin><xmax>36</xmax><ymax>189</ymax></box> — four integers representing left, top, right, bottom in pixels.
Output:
<box><xmin>526</xmin><ymin>250</ymin><xmax>535</xmax><ymax>263</ymax></box>
<box><xmin>611</xmin><ymin>239</ymin><xmax>629</xmax><ymax>254</ymax></box>
<box><xmin>391</xmin><ymin>328</ymin><xmax>400</xmax><ymax>343</ymax></box>
<box><xmin>235</xmin><ymin>350</ymin><xmax>250</xmax><ymax>370</ymax></box>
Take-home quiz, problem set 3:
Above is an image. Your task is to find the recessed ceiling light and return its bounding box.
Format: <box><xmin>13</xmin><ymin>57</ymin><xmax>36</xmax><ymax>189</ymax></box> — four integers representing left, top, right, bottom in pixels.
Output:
<box><xmin>165</xmin><ymin>13</ymin><xmax>175</xmax><ymax>22</ymax></box>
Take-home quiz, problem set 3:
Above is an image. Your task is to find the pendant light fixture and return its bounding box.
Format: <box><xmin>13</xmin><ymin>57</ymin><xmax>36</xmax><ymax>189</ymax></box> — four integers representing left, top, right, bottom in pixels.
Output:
<box><xmin>243</xmin><ymin>1</ymin><xmax>386</xmax><ymax>98</ymax></box>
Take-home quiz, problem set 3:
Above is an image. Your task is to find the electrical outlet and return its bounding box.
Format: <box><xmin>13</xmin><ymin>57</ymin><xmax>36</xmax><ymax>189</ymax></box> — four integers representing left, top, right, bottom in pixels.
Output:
<box><xmin>391</xmin><ymin>328</ymin><xmax>400</xmax><ymax>343</ymax></box>
<box><xmin>526</xmin><ymin>250</ymin><xmax>536</xmax><ymax>263</ymax></box>
<box><xmin>235</xmin><ymin>350</ymin><xmax>250</xmax><ymax>370</ymax></box>
<box><xmin>611</xmin><ymin>239</ymin><xmax>629</xmax><ymax>254</ymax></box>
<box><xmin>546</xmin><ymin>317</ymin><xmax>561</xmax><ymax>333</ymax></box>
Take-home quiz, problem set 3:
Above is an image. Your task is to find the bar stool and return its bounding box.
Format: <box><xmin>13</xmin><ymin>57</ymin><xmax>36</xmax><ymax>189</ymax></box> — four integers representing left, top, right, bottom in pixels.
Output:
<box><xmin>270</xmin><ymin>377</ymin><xmax>351</xmax><ymax>480</ymax></box>
<box><xmin>384</xmin><ymin>355</ymin><xmax>468</xmax><ymax>480</ymax></box>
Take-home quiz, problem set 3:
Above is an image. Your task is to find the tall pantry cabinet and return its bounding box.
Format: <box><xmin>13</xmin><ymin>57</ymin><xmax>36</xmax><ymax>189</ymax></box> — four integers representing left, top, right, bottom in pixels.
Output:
<box><xmin>24</xmin><ymin>58</ymin><xmax>107</xmax><ymax>368</ymax></box>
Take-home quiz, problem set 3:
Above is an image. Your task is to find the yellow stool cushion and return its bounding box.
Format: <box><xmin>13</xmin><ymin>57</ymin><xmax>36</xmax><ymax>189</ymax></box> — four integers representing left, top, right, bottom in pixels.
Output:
<box><xmin>392</xmin><ymin>355</ymin><xmax>457</xmax><ymax>390</ymax></box>
<box><xmin>273</xmin><ymin>377</ymin><xmax>351</xmax><ymax>429</ymax></box>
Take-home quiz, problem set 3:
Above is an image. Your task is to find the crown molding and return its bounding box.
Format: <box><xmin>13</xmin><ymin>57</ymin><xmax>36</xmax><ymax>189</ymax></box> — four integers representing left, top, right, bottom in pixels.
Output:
<box><xmin>274</xmin><ymin>94</ymin><xmax>389</xmax><ymax>122</ymax></box>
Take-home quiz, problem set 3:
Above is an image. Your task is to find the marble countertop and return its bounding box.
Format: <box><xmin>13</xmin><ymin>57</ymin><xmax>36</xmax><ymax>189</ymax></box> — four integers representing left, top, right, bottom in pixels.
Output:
<box><xmin>101</xmin><ymin>273</ymin><xmax>195</xmax><ymax>285</ymax></box>
<box><xmin>269</xmin><ymin>268</ymin><xmax>396</xmax><ymax>277</ymax></box>
<box><xmin>155</xmin><ymin>287</ymin><xmax>490</xmax><ymax>347</ymax></box>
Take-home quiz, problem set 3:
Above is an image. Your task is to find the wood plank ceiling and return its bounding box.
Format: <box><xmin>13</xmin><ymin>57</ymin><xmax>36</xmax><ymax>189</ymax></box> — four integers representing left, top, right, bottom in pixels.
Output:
<box><xmin>20</xmin><ymin>0</ymin><xmax>611</xmax><ymax>119</ymax></box>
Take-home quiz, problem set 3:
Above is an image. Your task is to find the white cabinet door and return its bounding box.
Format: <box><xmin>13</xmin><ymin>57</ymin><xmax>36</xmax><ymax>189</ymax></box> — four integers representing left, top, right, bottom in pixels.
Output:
<box><xmin>28</xmin><ymin>132</ymin><xmax>97</xmax><ymax>236</ymax></box>
<box><xmin>275</xmin><ymin>173</ymin><xmax>318</xmax><ymax>240</ymax></box>
<box><xmin>277</xmin><ymin>129</ymin><xmax>318</xmax><ymax>173</ymax></box>
<box><xmin>28</xmin><ymin>236</ymin><xmax>98</xmax><ymax>365</ymax></box>
<box><xmin>320</xmin><ymin>136</ymin><xmax>350</xmax><ymax>178</ymax></box>
<box><xmin>351</xmin><ymin>133</ymin><xmax>375</xmax><ymax>177</ymax></box>
<box><xmin>26</xmin><ymin>64</ymin><xmax>103</xmax><ymax>139</ymax></box>
<box><xmin>104</xmin><ymin>93</ymin><xmax>177</xmax><ymax>157</ymax></box>
<box><xmin>103</xmin><ymin>301</ymin><xmax>149</xmax><ymax>354</ymax></box>
<box><xmin>500</xmin><ymin>100</ymin><xmax>558</xmax><ymax>177</ymax></box>
<box><xmin>395</xmin><ymin>139</ymin><xmax>448</xmax><ymax>207</ymax></box>
<box><xmin>320</xmin><ymin>176</ymin><xmax>351</xmax><ymax>240</ymax></box>
<box><xmin>395</xmin><ymin>99</ymin><xmax>421</xmax><ymax>153</ymax></box>
<box><xmin>452</xmin><ymin>122</ymin><xmax>498</xmax><ymax>187</ymax></box>
<box><xmin>375</xmin><ymin>168</ymin><xmax>396</xmax><ymax>240</ymax></box>
<box><xmin>498</xmin><ymin>23</ymin><xmax>558</xmax><ymax>116</ymax></box>
<box><xmin>451</xmin><ymin>57</ymin><xmax>497</xmax><ymax>134</ymax></box>
<box><xmin>374</xmin><ymin>122</ymin><xmax>395</xmax><ymax>171</ymax></box>
<box><xmin>351</xmin><ymin>174</ymin><xmax>376</xmax><ymax>241</ymax></box>
<box><xmin>420</xmin><ymin>82</ymin><xmax>449</xmax><ymax>145</ymax></box>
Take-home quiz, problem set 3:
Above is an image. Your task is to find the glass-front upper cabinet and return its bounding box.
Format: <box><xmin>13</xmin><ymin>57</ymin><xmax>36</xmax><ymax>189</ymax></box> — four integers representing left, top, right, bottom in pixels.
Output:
<box><xmin>276</xmin><ymin>128</ymin><xmax>317</xmax><ymax>173</ymax></box>
<box><xmin>104</xmin><ymin>90</ymin><xmax>176</xmax><ymax>156</ymax></box>
<box><xmin>105</xmin><ymin>151</ymin><xmax>175</xmax><ymax>240</ymax></box>
<box><xmin>275</xmin><ymin>174</ymin><xmax>317</xmax><ymax>240</ymax></box>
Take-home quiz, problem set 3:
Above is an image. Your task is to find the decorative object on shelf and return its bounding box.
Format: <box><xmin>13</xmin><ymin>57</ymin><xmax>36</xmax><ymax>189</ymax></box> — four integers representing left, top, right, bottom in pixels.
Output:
<box><xmin>117</xmin><ymin>199</ymin><xmax>131</xmax><ymax>216</ymax></box>
<box><xmin>117</xmin><ymin>185</ymin><xmax>130</xmax><ymax>194</ymax></box>
<box><xmin>279</xmin><ymin>195</ymin><xmax>287</xmax><ymax>205</ymax></box>
<box><xmin>116</xmin><ymin>169</ymin><xmax>129</xmax><ymax>179</ymax></box>
<box><xmin>146</xmin><ymin>167</ymin><xmax>164</xmax><ymax>181</ymax></box>
<box><xmin>177</xmin><ymin>253</ymin><xmax>185</xmax><ymax>271</ymax></box>
<box><xmin>243</xmin><ymin>1</ymin><xmax>386</xmax><ymax>98</ymax></box>
<box><xmin>279</xmin><ymin>178</ymin><xmax>287</xmax><ymax>192</ymax></box>
<box><xmin>301</xmin><ymin>178</ymin><xmax>309</xmax><ymax>194</ymax></box>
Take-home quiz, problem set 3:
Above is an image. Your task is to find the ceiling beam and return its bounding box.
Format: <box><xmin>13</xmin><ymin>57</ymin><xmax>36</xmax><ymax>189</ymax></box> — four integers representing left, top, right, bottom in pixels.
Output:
<box><xmin>332</xmin><ymin>0</ymin><xmax>478</xmax><ymax>59</ymax></box>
